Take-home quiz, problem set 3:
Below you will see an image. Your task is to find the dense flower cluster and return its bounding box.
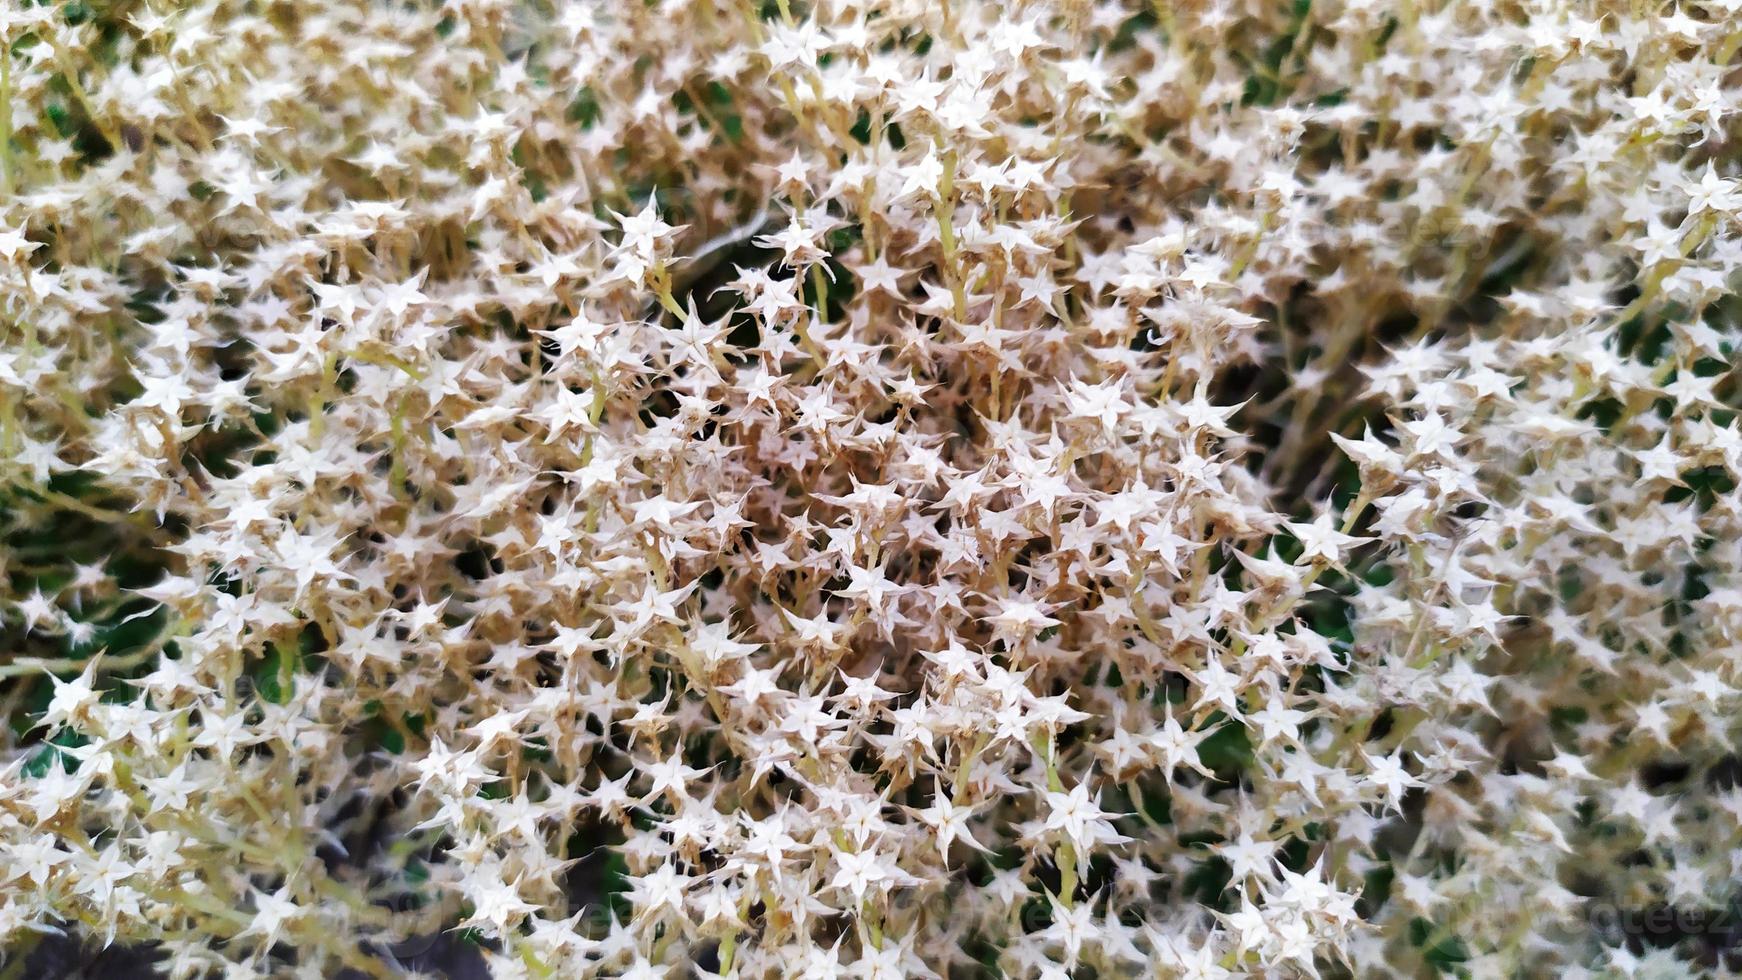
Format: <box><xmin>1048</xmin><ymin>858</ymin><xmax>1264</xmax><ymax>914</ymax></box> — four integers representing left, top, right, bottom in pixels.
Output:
<box><xmin>2</xmin><ymin>0</ymin><xmax>1740</xmax><ymax>976</ymax></box>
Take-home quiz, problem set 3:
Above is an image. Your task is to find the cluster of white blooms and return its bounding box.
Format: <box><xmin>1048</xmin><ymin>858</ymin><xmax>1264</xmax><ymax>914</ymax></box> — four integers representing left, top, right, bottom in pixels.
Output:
<box><xmin>1</xmin><ymin>0</ymin><xmax>1740</xmax><ymax>976</ymax></box>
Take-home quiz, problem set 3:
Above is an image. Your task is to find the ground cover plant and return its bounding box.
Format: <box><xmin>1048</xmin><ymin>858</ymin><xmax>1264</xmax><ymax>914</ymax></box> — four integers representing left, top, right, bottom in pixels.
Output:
<box><xmin>2</xmin><ymin>0</ymin><xmax>1741</xmax><ymax>976</ymax></box>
